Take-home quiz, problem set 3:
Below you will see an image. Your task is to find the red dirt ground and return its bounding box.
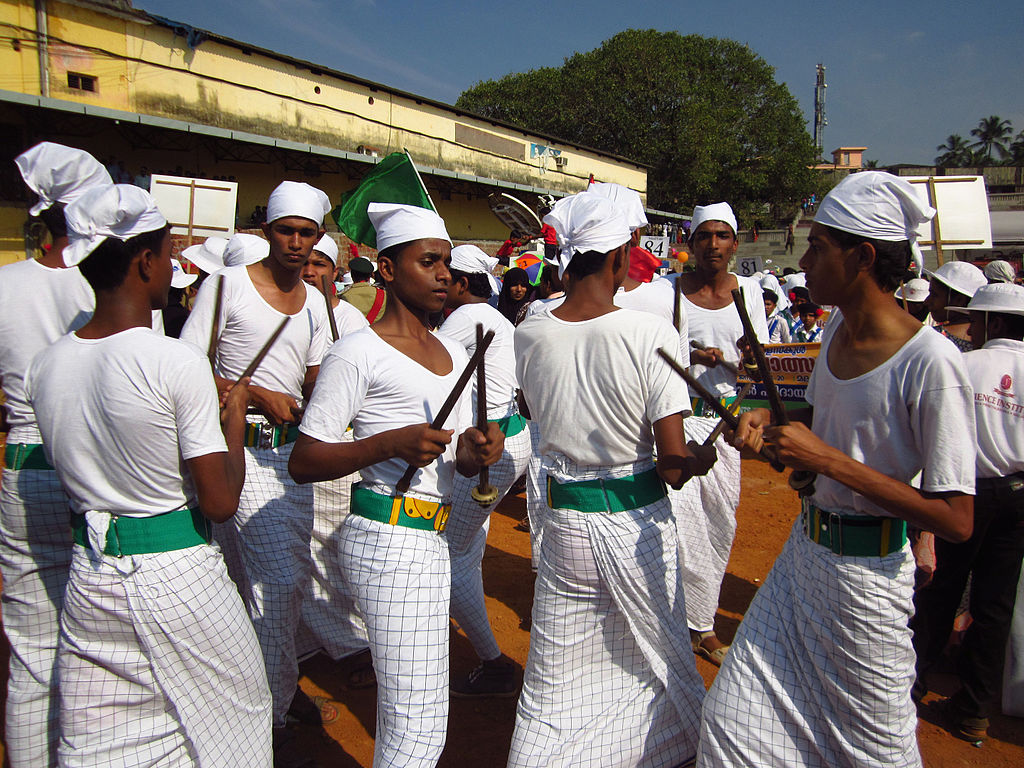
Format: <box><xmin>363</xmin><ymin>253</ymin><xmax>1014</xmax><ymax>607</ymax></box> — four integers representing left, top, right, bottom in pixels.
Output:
<box><xmin>2</xmin><ymin>458</ymin><xmax>1022</xmax><ymax>766</ymax></box>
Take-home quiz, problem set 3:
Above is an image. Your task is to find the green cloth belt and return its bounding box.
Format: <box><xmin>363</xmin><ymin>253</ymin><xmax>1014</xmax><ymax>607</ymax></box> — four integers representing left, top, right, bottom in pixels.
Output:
<box><xmin>244</xmin><ymin>423</ymin><xmax>300</xmax><ymax>449</ymax></box>
<box><xmin>690</xmin><ymin>395</ymin><xmax>738</xmax><ymax>419</ymax></box>
<box><xmin>546</xmin><ymin>467</ymin><xmax>666</xmax><ymax>513</ymax></box>
<box><xmin>801</xmin><ymin>499</ymin><xmax>907</xmax><ymax>558</ymax></box>
<box><xmin>350</xmin><ymin>486</ymin><xmax>450</xmax><ymax>533</ymax></box>
<box><xmin>72</xmin><ymin>507</ymin><xmax>212</xmax><ymax>556</ymax></box>
<box><xmin>490</xmin><ymin>412</ymin><xmax>527</xmax><ymax>438</ymax></box>
<box><xmin>4</xmin><ymin>443</ymin><xmax>54</xmax><ymax>471</ymax></box>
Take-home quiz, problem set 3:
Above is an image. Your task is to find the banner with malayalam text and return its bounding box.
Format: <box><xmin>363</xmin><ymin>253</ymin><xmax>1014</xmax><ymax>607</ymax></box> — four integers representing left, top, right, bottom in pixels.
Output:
<box><xmin>735</xmin><ymin>342</ymin><xmax>821</xmax><ymax>413</ymax></box>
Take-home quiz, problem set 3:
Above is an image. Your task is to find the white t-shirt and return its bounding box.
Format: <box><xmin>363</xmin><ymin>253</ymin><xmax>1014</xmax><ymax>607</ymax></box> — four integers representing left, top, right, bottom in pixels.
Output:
<box><xmin>300</xmin><ymin>328</ymin><xmax>472</xmax><ymax>502</ymax></box>
<box><xmin>964</xmin><ymin>338</ymin><xmax>1024</xmax><ymax>479</ymax></box>
<box><xmin>525</xmin><ymin>294</ymin><xmax>565</xmax><ymax>318</ymax></box>
<box><xmin>438</xmin><ymin>302</ymin><xmax>518</xmax><ymax>418</ymax></box>
<box><xmin>767</xmin><ymin>310</ymin><xmax>793</xmax><ymax>343</ymax></box>
<box><xmin>617</xmin><ymin>276</ymin><xmax>690</xmax><ymax>367</ymax></box>
<box><xmin>515</xmin><ymin>307</ymin><xmax>690</xmax><ymax>469</ymax></box>
<box><xmin>0</xmin><ymin>259</ymin><xmax>94</xmax><ymax>442</ymax></box>
<box><xmin>180</xmin><ymin>265</ymin><xmax>329</xmax><ymax>399</ymax></box>
<box><xmin>806</xmin><ymin>309</ymin><xmax>976</xmax><ymax>517</ymax></box>
<box><xmin>682</xmin><ymin>274</ymin><xmax>769</xmax><ymax>399</ymax></box>
<box><xmin>25</xmin><ymin>328</ymin><xmax>226</xmax><ymax>516</ymax></box>
<box><xmin>333</xmin><ymin>299</ymin><xmax>369</xmax><ymax>338</ymax></box>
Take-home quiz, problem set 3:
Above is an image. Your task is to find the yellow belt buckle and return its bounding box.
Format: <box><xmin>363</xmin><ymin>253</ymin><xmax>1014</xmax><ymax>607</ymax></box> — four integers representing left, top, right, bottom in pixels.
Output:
<box><xmin>435</xmin><ymin>505</ymin><xmax>450</xmax><ymax>532</ymax></box>
<box><xmin>879</xmin><ymin>518</ymin><xmax>892</xmax><ymax>557</ymax></box>
<box><xmin>388</xmin><ymin>497</ymin><xmax>402</xmax><ymax>526</ymax></box>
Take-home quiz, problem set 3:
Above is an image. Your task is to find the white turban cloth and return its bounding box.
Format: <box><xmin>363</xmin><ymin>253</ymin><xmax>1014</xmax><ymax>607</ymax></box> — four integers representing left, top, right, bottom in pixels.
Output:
<box><xmin>367</xmin><ymin>203</ymin><xmax>451</xmax><ymax>253</ymax></box>
<box><xmin>266</xmin><ymin>181</ymin><xmax>331</xmax><ymax>226</ymax></box>
<box><xmin>181</xmin><ymin>236</ymin><xmax>228</xmax><ymax>275</ymax></box>
<box><xmin>223</xmin><ymin>233</ymin><xmax>269</xmax><ymax>267</ymax></box>
<box><xmin>15</xmin><ymin>142</ymin><xmax>113</xmax><ymax>216</ymax></box>
<box><xmin>543</xmin><ymin>193</ymin><xmax>631</xmax><ymax>279</ymax></box>
<box><xmin>984</xmin><ymin>259</ymin><xmax>1016</xmax><ymax>284</ymax></box>
<box><xmin>815</xmin><ymin>171</ymin><xmax>936</xmax><ymax>267</ymax></box>
<box><xmin>313</xmin><ymin>234</ymin><xmax>339</xmax><ymax>266</ymax></box>
<box><xmin>583</xmin><ymin>182</ymin><xmax>649</xmax><ymax>232</ymax></box>
<box><xmin>450</xmin><ymin>244</ymin><xmax>500</xmax><ymax>296</ymax></box>
<box><xmin>64</xmin><ymin>184</ymin><xmax>167</xmax><ymax>267</ymax></box>
<box><xmin>690</xmin><ymin>202</ymin><xmax>738</xmax><ymax>238</ymax></box>
<box><xmin>759</xmin><ymin>272</ymin><xmax>791</xmax><ymax>312</ymax></box>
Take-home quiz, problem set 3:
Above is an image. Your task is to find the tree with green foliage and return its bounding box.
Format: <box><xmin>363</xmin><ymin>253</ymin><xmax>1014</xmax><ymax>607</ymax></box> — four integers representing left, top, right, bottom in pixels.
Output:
<box><xmin>1008</xmin><ymin>131</ymin><xmax>1024</xmax><ymax>166</ymax></box>
<box><xmin>935</xmin><ymin>134</ymin><xmax>972</xmax><ymax>167</ymax></box>
<box><xmin>970</xmin><ymin>115</ymin><xmax>1013</xmax><ymax>163</ymax></box>
<box><xmin>456</xmin><ymin>30</ymin><xmax>817</xmax><ymax>222</ymax></box>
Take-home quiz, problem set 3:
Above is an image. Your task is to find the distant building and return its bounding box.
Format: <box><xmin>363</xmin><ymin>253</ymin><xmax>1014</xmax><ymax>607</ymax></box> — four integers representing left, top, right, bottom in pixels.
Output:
<box><xmin>812</xmin><ymin>146</ymin><xmax>868</xmax><ymax>171</ymax></box>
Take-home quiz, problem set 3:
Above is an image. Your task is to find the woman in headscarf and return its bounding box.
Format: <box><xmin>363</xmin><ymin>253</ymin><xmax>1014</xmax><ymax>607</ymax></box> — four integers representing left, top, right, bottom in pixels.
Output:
<box><xmin>497</xmin><ymin>267</ymin><xmax>535</xmax><ymax>325</ymax></box>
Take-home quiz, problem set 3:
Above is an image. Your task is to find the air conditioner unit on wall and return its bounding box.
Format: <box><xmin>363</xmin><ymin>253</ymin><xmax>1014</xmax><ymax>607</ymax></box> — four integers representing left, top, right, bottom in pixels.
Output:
<box><xmin>554</xmin><ymin>156</ymin><xmax>568</xmax><ymax>169</ymax></box>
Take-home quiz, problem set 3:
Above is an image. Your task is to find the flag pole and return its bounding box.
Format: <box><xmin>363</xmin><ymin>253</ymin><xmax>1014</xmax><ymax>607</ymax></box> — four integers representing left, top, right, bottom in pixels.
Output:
<box><xmin>403</xmin><ymin>148</ymin><xmax>438</xmax><ymax>211</ymax></box>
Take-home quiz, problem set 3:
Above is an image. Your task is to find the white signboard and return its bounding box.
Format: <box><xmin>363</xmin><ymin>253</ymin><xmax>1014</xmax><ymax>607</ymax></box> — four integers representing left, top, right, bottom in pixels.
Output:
<box><xmin>150</xmin><ymin>175</ymin><xmax>237</xmax><ymax>241</ymax></box>
<box><xmin>639</xmin><ymin>235</ymin><xmax>669</xmax><ymax>261</ymax></box>
<box><xmin>904</xmin><ymin>176</ymin><xmax>992</xmax><ymax>251</ymax></box>
<box><xmin>736</xmin><ymin>255</ymin><xmax>764</xmax><ymax>277</ymax></box>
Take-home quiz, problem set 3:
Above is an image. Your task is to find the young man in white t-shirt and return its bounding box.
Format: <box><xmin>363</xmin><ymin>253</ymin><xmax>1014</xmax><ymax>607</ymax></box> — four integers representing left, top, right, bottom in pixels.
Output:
<box><xmin>289</xmin><ymin>203</ymin><xmax>503</xmax><ymax>767</ymax></box>
<box><xmin>179</xmin><ymin>181</ymin><xmax>331</xmax><ymax>744</ymax></box>
<box><xmin>26</xmin><ymin>184</ymin><xmax>272</xmax><ymax>767</ymax></box>
<box><xmin>701</xmin><ymin>172</ymin><xmax>976</xmax><ymax>768</ymax></box>
<box><xmin>438</xmin><ymin>244</ymin><xmax>532</xmax><ymax>698</ymax></box>
<box><xmin>508</xmin><ymin>193</ymin><xmax>713</xmax><ymax>768</ymax></box>
<box><xmin>0</xmin><ymin>142</ymin><xmax>107</xmax><ymax>767</ymax></box>
<box><xmin>674</xmin><ymin>202</ymin><xmax>769</xmax><ymax>665</ymax></box>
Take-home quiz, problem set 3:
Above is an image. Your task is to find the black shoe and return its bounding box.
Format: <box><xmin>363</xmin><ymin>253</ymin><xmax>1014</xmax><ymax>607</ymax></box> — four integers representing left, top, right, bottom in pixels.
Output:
<box><xmin>286</xmin><ymin>686</ymin><xmax>323</xmax><ymax>727</ymax></box>
<box><xmin>931</xmin><ymin>698</ymin><xmax>989</xmax><ymax>744</ymax></box>
<box><xmin>451</xmin><ymin>656</ymin><xmax>519</xmax><ymax>698</ymax></box>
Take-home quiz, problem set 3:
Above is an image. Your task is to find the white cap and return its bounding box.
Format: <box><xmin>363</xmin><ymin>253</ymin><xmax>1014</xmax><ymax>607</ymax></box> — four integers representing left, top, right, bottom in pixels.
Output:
<box><xmin>926</xmin><ymin>261</ymin><xmax>987</xmax><ymax>299</ymax></box>
<box><xmin>543</xmin><ymin>193</ymin><xmax>631</xmax><ymax>279</ymax></box>
<box><xmin>15</xmin><ymin>142</ymin><xmax>113</xmax><ymax>216</ymax></box>
<box><xmin>759</xmin><ymin>272</ymin><xmax>790</xmax><ymax>311</ymax></box>
<box><xmin>690</xmin><ymin>202</ymin><xmax>738</xmax><ymax>238</ymax></box>
<box><xmin>64</xmin><ymin>184</ymin><xmax>167</xmax><ymax>267</ymax></box>
<box><xmin>450</xmin><ymin>244</ymin><xmax>500</xmax><ymax>295</ymax></box>
<box><xmin>266</xmin><ymin>181</ymin><xmax>331</xmax><ymax>226</ymax></box>
<box><xmin>367</xmin><ymin>203</ymin><xmax>451</xmax><ymax>253</ymax></box>
<box><xmin>895</xmin><ymin>277</ymin><xmax>929</xmax><ymax>302</ymax></box>
<box><xmin>984</xmin><ymin>259</ymin><xmax>1016</xmax><ymax>284</ymax></box>
<box><xmin>582</xmin><ymin>182</ymin><xmax>648</xmax><ymax>231</ymax></box>
<box><xmin>223</xmin><ymin>233</ymin><xmax>269</xmax><ymax>267</ymax></box>
<box><xmin>313</xmin><ymin>233</ymin><xmax>339</xmax><ymax>266</ymax></box>
<box><xmin>948</xmin><ymin>282</ymin><xmax>1024</xmax><ymax>317</ymax></box>
<box><xmin>170</xmin><ymin>259</ymin><xmax>198</xmax><ymax>289</ymax></box>
<box><xmin>181</xmin><ymin>236</ymin><xmax>228</xmax><ymax>275</ymax></box>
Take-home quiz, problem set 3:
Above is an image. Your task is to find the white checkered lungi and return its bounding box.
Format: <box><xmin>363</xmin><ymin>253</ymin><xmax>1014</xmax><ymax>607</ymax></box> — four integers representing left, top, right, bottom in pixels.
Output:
<box><xmin>699</xmin><ymin>519</ymin><xmax>921</xmax><ymax>768</ymax></box>
<box><xmin>507</xmin><ymin>462</ymin><xmax>705</xmax><ymax>768</ymax></box>
<box><xmin>296</xmin><ymin>431</ymin><xmax>368</xmax><ymax>661</ymax></box>
<box><xmin>0</xmin><ymin>466</ymin><xmax>71</xmax><ymax>767</ymax></box>
<box><xmin>58</xmin><ymin>541</ymin><xmax>272</xmax><ymax>767</ymax></box>
<box><xmin>446</xmin><ymin>422</ymin><xmax>533</xmax><ymax>660</ymax></box>
<box><xmin>670</xmin><ymin>415</ymin><xmax>741</xmax><ymax>633</ymax></box>
<box><xmin>340</xmin><ymin>512</ymin><xmax>450</xmax><ymax>767</ymax></box>
<box><xmin>214</xmin><ymin>442</ymin><xmax>313</xmax><ymax>727</ymax></box>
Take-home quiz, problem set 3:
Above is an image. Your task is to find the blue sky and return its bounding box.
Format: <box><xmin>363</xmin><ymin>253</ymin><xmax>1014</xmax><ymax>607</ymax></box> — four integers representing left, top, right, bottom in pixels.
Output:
<box><xmin>136</xmin><ymin>0</ymin><xmax>1024</xmax><ymax>166</ymax></box>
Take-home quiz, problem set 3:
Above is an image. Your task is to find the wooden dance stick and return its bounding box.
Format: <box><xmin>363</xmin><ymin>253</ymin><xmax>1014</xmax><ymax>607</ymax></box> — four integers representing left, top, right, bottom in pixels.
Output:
<box><xmin>658</xmin><ymin>349</ymin><xmax>785</xmax><ymax>472</ymax></box>
<box><xmin>395</xmin><ymin>329</ymin><xmax>496</xmax><ymax>494</ymax></box>
<box><xmin>899</xmin><ymin>280</ymin><xmax>909</xmax><ymax>311</ymax></box>
<box><xmin>673</xmin><ymin>272</ymin><xmax>682</xmax><ymax>333</ymax></box>
<box><xmin>320</xmin><ymin>275</ymin><xmax>340</xmax><ymax>342</ymax></box>
<box><xmin>730</xmin><ymin>289</ymin><xmax>816</xmax><ymax>494</ymax></box>
<box><xmin>703</xmin><ymin>383</ymin><xmax>753</xmax><ymax>447</ymax></box>
<box><xmin>207</xmin><ymin>274</ymin><xmax>225</xmax><ymax>363</ymax></box>
<box><xmin>470</xmin><ymin>324</ymin><xmax>498</xmax><ymax>506</ymax></box>
<box><xmin>689</xmin><ymin>339</ymin><xmax>740</xmax><ymax>377</ymax></box>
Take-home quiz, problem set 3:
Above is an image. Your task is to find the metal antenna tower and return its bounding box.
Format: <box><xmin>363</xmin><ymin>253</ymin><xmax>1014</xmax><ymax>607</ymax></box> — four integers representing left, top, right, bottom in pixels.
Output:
<box><xmin>813</xmin><ymin>63</ymin><xmax>828</xmax><ymax>159</ymax></box>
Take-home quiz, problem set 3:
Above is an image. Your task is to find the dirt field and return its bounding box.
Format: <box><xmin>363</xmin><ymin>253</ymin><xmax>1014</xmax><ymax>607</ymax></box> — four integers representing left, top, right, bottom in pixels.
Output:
<box><xmin>2</xmin><ymin>458</ymin><xmax>1022</xmax><ymax>766</ymax></box>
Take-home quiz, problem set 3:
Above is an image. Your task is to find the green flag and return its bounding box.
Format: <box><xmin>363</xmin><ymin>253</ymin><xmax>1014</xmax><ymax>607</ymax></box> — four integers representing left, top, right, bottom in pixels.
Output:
<box><xmin>333</xmin><ymin>152</ymin><xmax>434</xmax><ymax>248</ymax></box>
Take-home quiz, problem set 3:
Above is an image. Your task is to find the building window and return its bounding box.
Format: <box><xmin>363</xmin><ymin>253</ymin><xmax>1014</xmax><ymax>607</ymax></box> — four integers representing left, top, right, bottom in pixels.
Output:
<box><xmin>67</xmin><ymin>72</ymin><xmax>97</xmax><ymax>92</ymax></box>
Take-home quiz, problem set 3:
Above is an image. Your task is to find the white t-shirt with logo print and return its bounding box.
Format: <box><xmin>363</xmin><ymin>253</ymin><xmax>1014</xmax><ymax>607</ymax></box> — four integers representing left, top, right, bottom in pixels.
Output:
<box><xmin>964</xmin><ymin>338</ymin><xmax>1024</xmax><ymax>479</ymax></box>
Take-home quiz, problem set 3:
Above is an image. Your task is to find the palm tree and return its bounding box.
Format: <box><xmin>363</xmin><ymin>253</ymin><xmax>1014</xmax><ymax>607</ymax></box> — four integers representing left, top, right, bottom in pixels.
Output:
<box><xmin>970</xmin><ymin>116</ymin><xmax>1013</xmax><ymax>163</ymax></box>
<box><xmin>935</xmin><ymin>134</ymin><xmax>971</xmax><ymax>167</ymax></box>
<box><xmin>1008</xmin><ymin>131</ymin><xmax>1024</xmax><ymax>166</ymax></box>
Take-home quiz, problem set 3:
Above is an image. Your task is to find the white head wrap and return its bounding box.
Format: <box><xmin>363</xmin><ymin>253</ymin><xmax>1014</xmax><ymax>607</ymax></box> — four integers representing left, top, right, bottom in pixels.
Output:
<box><xmin>689</xmin><ymin>202</ymin><xmax>738</xmax><ymax>238</ymax></box>
<box><xmin>925</xmin><ymin>260</ymin><xmax>987</xmax><ymax>299</ymax></box>
<box><xmin>266</xmin><ymin>181</ymin><xmax>331</xmax><ymax>225</ymax></box>
<box><xmin>815</xmin><ymin>171</ymin><xmax>936</xmax><ymax>267</ymax></box>
<box><xmin>313</xmin><ymin>233</ymin><xmax>339</xmax><ymax>266</ymax></box>
<box><xmin>223</xmin><ymin>233</ymin><xmax>269</xmax><ymax>267</ymax></box>
<box><xmin>984</xmin><ymin>259</ymin><xmax>1016</xmax><ymax>284</ymax></box>
<box><xmin>759</xmin><ymin>272</ymin><xmax>790</xmax><ymax>312</ymax></box>
<box><xmin>15</xmin><ymin>142</ymin><xmax>113</xmax><ymax>216</ymax></box>
<box><xmin>542</xmin><ymin>193</ymin><xmax>631</xmax><ymax>279</ymax></box>
<box><xmin>181</xmin><ymin>236</ymin><xmax>227</xmax><ymax>275</ymax></box>
<box><xmin>947</xmin><ymin>282</ymin><xmax>1024</xmax><ymax>317</ymax></box>
<box><xmin>450</xmin><ymin>244</ymin><xmax>500</xmax><ymax>296</ymax></box>
<box><xmin>583</xmin><ymin>182</ymin><xmax>648</xmax><ymax>231</ymax></box>
<box><xmin>367</xmin><ymin>203</ymin><xmax>451</xmax><ymax>253</ymax></box>
<box><xmin>170</xmin><ymin>259</ymin><xmax>198</xmax><ymax>289</ymax></box>
<box><xmin>895</xmin><ymin>277</ymin><xmax>930</xmax><ymax>303</ymax></box>
<box><xmin>64</xmin><ymin>184</ymin><xmax>167</xmax><ymax>267</ymax></box>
